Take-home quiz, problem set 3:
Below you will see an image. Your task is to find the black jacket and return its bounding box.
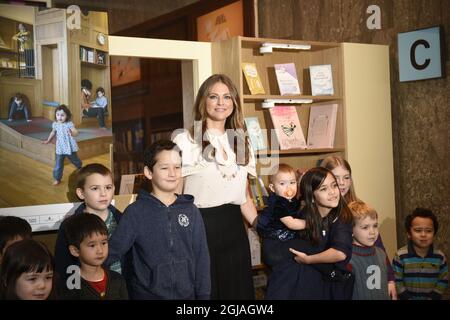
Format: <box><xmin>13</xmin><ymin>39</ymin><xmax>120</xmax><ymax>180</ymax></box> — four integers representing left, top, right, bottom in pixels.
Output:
<box><xmin>59</xmin><ymin>268</ymin><xmax>128</xmax><ymax>300</ymax></box>
<box><xmin>54</xmin><ymin>203</ymin><xmax>122</xmax><ymax>287</ymax></box>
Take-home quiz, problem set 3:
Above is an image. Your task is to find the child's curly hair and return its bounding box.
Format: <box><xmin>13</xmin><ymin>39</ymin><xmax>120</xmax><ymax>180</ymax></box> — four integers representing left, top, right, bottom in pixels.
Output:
<box><xmin>55</xmin><ymin>104</ymin><xmax>71</xmax><ymax>122</ymax></box>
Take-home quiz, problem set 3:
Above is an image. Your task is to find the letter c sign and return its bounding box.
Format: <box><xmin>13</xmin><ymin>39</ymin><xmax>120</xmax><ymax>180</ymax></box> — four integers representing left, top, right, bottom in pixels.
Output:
<box><xmin>398</xmin><ymin>26</ymin><xmax>443</xmax><ymax>82</ymax></box>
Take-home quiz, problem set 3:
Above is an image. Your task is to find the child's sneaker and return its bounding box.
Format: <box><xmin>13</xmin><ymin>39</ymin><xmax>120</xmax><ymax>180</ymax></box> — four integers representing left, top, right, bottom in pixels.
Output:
<box><xmin>53</xmin><ymin>180</ymin><xmax>61</xmax><ymax>186</ymax></box>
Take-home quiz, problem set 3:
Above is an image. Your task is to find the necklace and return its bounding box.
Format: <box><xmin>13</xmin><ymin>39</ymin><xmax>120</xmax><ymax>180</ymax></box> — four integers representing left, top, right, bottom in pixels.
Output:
<box><xmin>217</xmin><ymin>163</ymin><xmax>238</xmax><ymax>181</ymax></box>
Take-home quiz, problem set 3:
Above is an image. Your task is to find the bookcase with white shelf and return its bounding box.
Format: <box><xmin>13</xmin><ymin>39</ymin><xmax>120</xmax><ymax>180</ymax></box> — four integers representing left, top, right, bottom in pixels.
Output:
<box><xmin>212</xmin><ymin>37</ymin><xmax>346</xmax><ymax>179</ymax></box>
<box><xmin>106</xmin><ymin>34</ymin><xmax>395</xmax><ymax>260</ymax></box>
<box><xmin>210</xmin><ymin>37</ymin><xmax>395</xmax><ymax>258</ymax></box>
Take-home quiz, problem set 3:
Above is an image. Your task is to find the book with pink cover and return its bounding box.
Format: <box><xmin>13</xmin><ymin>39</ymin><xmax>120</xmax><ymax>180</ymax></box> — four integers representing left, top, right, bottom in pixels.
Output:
<box><xmin>306</xmin><ymin>103</ymin><xmax>338</xmax><ymax>149</ymax></box>
<box><xmin>269</xmin><ymin>106</ymin><xmax>306</xmax><ymax>150</ymax></box>
<box><xmin>274</xmin><ymin>63</ymin><xmax>301</xmax><ymax>95</ymax></box>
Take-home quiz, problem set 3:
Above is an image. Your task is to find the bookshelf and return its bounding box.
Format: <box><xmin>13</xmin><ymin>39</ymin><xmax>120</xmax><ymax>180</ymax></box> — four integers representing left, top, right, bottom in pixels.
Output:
<box><xmin>0</xmin><ymin>17</ymin><xmax>35</xmax><ymax>78</ymax></box>
<box><xmin>80</xmin><ymin>46</ymin><xmax>108</xmax><ymax>66</ymax></box>
<box><xmin>212</xmin><ymin>37</ymin><xmax>346</xmax><ymax>183</ymax></box>
<box><xmin>211</xmin><ymin>36</ymin><xmax>396</xmax><ymax>258</ymax></box>
<box><xmin>107</xmin><ymin>35</ymin><xmax>395</xmax><ymax>270</ymax></box>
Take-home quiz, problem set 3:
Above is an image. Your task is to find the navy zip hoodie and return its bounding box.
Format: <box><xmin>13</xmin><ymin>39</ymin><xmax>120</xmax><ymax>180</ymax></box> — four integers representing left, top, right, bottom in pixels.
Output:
<box><xmin>105</xmin><ymin>189</ymin><xmax>210</xmax><ymax>300</ymax></box>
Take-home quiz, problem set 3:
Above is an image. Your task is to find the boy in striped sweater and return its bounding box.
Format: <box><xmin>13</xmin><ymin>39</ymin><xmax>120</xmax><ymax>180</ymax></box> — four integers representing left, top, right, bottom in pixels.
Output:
<box><xmin>393</xmin><ymin>208</ymin><xmax>448</xmax><ymax>300</ymax></box>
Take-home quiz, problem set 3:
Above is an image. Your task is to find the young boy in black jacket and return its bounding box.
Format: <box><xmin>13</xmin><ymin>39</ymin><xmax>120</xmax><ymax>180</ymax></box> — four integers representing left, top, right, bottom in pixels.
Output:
<box><xmin>105</xmin><ymin>140</ymin><xmax>210</xmax><ymax>300</ymax></box>
<box><xmin>60</xmin><ymin>213</ymin><xmax>128</xmax><ymax>299</ymax></box>
<box><xmin>54</xmin><ymin>163</ymin><xmax>122</xmax><ymax>287</ymax></box>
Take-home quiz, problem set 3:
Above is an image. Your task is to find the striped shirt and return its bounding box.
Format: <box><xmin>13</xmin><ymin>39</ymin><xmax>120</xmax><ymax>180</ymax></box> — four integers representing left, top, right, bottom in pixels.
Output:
<box><xmin>392</xmin><ymin>242</ymin><xmax>448</xmax><ymax>300</ymax></box>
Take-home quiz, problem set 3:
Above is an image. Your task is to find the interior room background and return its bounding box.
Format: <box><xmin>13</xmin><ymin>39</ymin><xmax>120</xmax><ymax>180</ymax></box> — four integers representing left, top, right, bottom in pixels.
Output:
<box><xmin>49</xmin><ymin>0</ymin><xmax>450</xmax><ymax>298</ymax></box>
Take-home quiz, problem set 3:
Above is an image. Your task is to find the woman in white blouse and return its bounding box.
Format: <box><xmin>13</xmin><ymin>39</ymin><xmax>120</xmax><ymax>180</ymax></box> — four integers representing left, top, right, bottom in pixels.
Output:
<box><xmin>173</xmin><ymin>74</ymin><xmax>258</xmax><ymax>299</ymax></box>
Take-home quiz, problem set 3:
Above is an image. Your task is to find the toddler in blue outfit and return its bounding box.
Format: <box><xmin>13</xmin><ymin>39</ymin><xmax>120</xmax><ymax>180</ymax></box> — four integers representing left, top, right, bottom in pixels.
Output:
<box><xmin>42</xmin><ymin>104</ymin><xmax>82</xmax><ymax>185</ymax></box>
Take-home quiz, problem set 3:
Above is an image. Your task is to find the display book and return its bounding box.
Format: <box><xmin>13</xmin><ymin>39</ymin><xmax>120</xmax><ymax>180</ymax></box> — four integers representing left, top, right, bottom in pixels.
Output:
<box><xmin>274</xmin><ymin>62</ymin><xmax>301</xmax><ymax>95</ymax></box>
<box><xmin>241</xmin><ymin>59</ymin><xmax>336</xmax><ymax>151</ymax></box>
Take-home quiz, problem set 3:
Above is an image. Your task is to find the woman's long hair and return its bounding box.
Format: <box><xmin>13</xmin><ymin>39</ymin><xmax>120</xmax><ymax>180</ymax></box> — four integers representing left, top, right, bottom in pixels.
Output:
<box><xmin>298</xmin><ymin>167</ymin><xmax>352</xmax><ymax>245</ymax></box>
<box><xmin>189</xmin><ymin>74</ymin><xmax>250</xmax><ymax>165</ymax></box>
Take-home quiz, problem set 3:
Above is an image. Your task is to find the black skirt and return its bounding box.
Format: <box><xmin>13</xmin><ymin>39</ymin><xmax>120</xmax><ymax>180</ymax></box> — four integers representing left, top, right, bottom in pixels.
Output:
<box><xmin>199</xmin><ymin>204</ymin><xmax>254</xmax><ymax>300</ymax></box>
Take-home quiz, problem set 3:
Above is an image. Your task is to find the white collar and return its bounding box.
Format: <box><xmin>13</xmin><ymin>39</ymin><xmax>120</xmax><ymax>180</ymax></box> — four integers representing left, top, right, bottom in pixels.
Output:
<box><xmin>206</xmin><ymin>130</ymin><xmax>235</xmax><ymax>166</ymax></box>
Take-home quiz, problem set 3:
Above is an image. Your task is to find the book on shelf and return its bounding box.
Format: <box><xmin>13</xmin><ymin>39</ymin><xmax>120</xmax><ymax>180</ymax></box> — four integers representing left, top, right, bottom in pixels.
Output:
<box><xmin>242</xmin><ymin>62</ymin><xmax>265</xmax><ymax>95</ymax></box>
<box><xmin>306</xmin><ymin>103</ymin><xmax>338</xmax><ymax>149</ymax></box>
<box><xmin>247</xmin><ymin>227</ymin><xmax>261</xmax><ymax>267</ymax></box>
<box><xmin>274</xmin><ymin>63</ymin><xmax>301</xmax><ymax>95</ymax></box>
<box><xmin>309</xmin><ymin>64</ymin><xmax>334</xmax><ymax>96</ymax></box>
<box><xmin>257</xmin><ymin>175</ymin><xmax>269</xmax><ymax>199</ymax></box>
<box><xmin>244</xmin><ymin>117</ymin><xmax>267</xmax><ymax>151</ymax></box>
<box><xmin>269</xmin><ymin>106</ymin><xmax>307</xmax><ymax>150</ymax></box>
<box><xmin>248</xmin><ymin>178</ymin><xmax>263</xmax><ymax>208</ymax></box>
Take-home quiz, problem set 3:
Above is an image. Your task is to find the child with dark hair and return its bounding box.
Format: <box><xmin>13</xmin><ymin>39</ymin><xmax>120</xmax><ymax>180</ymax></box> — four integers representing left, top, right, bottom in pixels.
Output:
<box><xmin>0</xmin><ymin>216</ymin><xmax>32</xmax><ymax>262</ymax></box>
<box><xmin>54</xmin><ymin>163</ymin><xmax>122</xmax><ymax>286</ymax></box>
<box><xmin>82</xmin><ymin>86</ymin><xmax>108</xmax><ymax>129</ymax></box>
<box><xmin>42</xmin><ymin>104</ymin><xmax>82</xmax><ymax>185</ymax></box>
<box><xmin>393</xmin><ymin>207</ymin><xmax>448</xmax><ymax>300</ymax></box>
<box><xmin>0</xmin><ymin>239</ymin><xmax>55</xmax><ymax>300</ymax></box>
<box><xmin>8</xmin><ymin>93</ymin><xmax>31</xmax><ymax>122</ymax></box>
<box><xmin>267</xmin><ymin>167</ymin><xmax>354</xmax><ymax>300</ymax></box>
<box><xmin>105</xmin><ymin>140</ymin><xmax>210</xmax><ymax>299</ymax></box>
<box><xmin>59</xmin><ymin>213</ymin><xmax>128</xmax><ymax>300</ymax></box>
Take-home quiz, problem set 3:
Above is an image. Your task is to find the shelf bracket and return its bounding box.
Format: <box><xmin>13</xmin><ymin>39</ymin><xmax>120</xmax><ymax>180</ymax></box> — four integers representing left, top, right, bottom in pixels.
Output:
<box><xmin>262</xmin><ymin>98</ymin><xmax>313</xmax><ymax>109</ymax></box>
<box><xmin>259</xmin><ymin>42</ymin><xmax>311</xmax><ymax>54</ymax></box>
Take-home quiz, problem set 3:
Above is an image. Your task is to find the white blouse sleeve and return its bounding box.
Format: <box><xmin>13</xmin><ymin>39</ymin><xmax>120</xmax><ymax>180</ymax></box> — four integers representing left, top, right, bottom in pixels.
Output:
<box><xmin>244</xmin><ymin>142</ymin><xmax>257</xmax><ymax>178</ymax></box>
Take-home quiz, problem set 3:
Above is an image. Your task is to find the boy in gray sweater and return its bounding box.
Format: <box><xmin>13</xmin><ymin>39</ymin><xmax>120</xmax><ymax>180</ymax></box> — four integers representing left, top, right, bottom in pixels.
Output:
<box><xmin>105</xmin><ymin>140</ymin><xmax>210</xmax><ymax>299</ymax></box>
<box><xmin>348</xmin><ymin>201</ymin><xmax>390</xmax><ymax>300</ymax></box>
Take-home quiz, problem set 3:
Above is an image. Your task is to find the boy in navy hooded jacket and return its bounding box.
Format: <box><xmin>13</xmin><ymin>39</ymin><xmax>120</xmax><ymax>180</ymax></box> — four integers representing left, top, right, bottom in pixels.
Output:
<box><xmin>105</xmin><ymin>140</ymin><xmax>210</xmax><ymax>299</ymax></box>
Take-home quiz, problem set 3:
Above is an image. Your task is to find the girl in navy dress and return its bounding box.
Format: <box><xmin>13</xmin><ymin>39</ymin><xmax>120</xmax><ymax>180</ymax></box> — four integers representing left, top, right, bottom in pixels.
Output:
<box><xmin>265</xmin><ymin>167</ymin><xmax>353</xmax><ymax>299</ymax></box>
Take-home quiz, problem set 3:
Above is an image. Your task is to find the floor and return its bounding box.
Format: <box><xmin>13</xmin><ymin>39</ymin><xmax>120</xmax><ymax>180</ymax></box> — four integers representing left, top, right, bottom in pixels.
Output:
<box><xmin>0</xmin><ymin>147</ymin><xmax>110</xmax><ymax>208</ymax></box>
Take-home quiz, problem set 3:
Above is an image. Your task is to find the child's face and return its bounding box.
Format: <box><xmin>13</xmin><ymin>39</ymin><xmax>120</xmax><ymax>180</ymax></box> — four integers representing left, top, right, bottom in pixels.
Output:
<box><xmin>15</xmin><ymin>268</ymin><xmax>53</xmax><ymax>300</ymax></box>
<box><xmin>76</xmin><ymin>232</ymin><xmax>108</xmax><ymax>267</ymax></box>
<box><xmin>408</xmin><ymin>217</ymin><xmax>435</xmax><ymax>251</ymax></box>
<box><xmin>331</xmin><ymin>165</ymin><xmax>352</xmax><ymax>197</ymax></box>
<box><xmin>313</xmin><ymin>173</ymin><xmax>340</xmax><ymax>216</ymax></box>
<box><xmin>352</xmin><ymin>216</ymin><xmax>379</xmax><ymax>247</ymax></box>
<box><xmin>145</xmin><ymin>149</ymin><xmax>181</xmax><ymax>194</ymax></box>
<box><xmin>97</xmin><ymin>91</ymin><xmax>103</xmax><ymax>97</ymax></box>
<box><xmin>76</xmin><ymin>174</ymin><xmax>114</xmax><ymax>215</ymax></box>
<box><xmin>269</xmin><ymin>171</ymin><xmax>297</xmax><ymax>200</ymax></box>
<box><xmin>55</xmin><ymin>110</ymin><xmax>67</xmax><ymax>123</ymax></box>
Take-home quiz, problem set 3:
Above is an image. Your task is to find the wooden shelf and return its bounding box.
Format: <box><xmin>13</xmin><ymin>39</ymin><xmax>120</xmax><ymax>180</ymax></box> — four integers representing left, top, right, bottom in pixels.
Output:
<box><xmin>243</xmin><ymin>94</ymin><xmax>341</xmax><ymax>102</ymax></box>
<box><xmin>81</xmin><ymin>61</ymin><xmax>109</xmax><ymax>68</ymax></box>
<box><xmin>257</xmin><ymin>147</ymin><xmax>345</xmax><ymax>157</ymax></box>
<box><xmin>252</xmin><ymin>263</ymin><xmax>267</xmax><ymax>271</ymax></box>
